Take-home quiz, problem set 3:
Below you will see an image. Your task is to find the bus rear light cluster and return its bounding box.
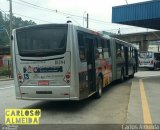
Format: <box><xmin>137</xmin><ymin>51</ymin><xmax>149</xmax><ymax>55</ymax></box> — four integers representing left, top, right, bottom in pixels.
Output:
<box><xmin>17</xmin><ymin>73</ymin><xmax>23</xmax><ymax>83</ymax></box>
<box><xmin>66</xmin><ymin>73</ymin><xmax>70</xmax><ymax>79</ymax></box>
<box><xmin>64</xmin><ymin>71</ymin><xmax>71</xmax><ymax>84</ymax></box>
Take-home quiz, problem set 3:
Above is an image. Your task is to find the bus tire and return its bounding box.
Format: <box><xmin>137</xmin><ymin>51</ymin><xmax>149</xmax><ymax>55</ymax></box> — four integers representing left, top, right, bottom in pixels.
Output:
<box><xmin>120</xmin><ymin>69</ymin><xmax>124</xmax><ymax>82</ymax></box>
<box><xmin>95</xmin><ymin>77</ymin><xmax>103</xmax><ymax>98</ymax></box>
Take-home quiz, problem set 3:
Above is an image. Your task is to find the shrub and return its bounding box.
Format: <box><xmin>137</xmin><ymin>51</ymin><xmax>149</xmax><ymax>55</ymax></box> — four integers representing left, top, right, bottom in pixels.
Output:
<box><xmin>0</xmin><ymin>66</ymin><xmax>11</xmax><ymax>76</ymax></box>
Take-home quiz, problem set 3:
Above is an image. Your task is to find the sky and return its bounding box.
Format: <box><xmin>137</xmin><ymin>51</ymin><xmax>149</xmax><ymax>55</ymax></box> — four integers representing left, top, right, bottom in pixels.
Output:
<box><xmin>0</xmin><ymin>0</ymin><xmax>155</xmax><ymax>34</ymax></box>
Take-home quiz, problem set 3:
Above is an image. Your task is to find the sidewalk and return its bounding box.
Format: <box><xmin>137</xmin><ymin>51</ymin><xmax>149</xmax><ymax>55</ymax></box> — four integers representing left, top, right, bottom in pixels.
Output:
<box><xmin>126</xmin><ymin>77</ymin><xmax>144</xmax><ymax>124</ymax></box>
<box><xmin>126</xmin><ymin>76</ymin><xmax>160</xmax><ymax>124</ymax></box>
<box><xmin>0</xmin><ymin>76</ymin><xmax>13</xmax><ymax>81</ymax></box>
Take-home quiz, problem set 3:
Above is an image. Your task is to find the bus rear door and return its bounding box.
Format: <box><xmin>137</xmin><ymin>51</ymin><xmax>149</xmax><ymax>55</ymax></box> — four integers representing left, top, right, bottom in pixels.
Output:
<box><xmin>86</xmin><ymin>37</ymin><xmax>96</xmax><ymax>94</ymax></box>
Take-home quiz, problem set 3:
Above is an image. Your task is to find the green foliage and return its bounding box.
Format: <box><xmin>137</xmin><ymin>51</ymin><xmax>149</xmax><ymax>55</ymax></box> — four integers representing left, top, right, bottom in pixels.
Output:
<box><xmin>0</xmin><ymin>66</ymin><xmax>11</xmax><ymax>76</ymax></box>
<box><xmin>0</xmin><ymin>11</ymin><xmax>36</xmax><ymax>46</ymax></box>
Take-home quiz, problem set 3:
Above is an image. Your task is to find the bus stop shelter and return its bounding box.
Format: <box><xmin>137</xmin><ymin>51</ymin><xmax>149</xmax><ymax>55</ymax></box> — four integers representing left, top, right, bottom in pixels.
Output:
<box><xmin>112</xmin><ymin>0</ymin><xmax>160</xmax><ymax>51</ymax></box>
<box><xmin>112</xmin><ymin>0</ymin><xmax>160</xmax><ymax>30</ymax></box>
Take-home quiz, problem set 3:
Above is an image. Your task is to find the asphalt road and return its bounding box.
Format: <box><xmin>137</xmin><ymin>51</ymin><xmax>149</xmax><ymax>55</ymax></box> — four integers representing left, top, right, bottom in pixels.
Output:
<box><xmin>1</xmin><ymin>70</ymin><xmax>160</xmax><ymax>130</ymax></box>
<box><xmin>0</xmin><ymin>78</ymin><xmax>131</xmax><ymax>125</ymax></box>
<box><xmin>0</xmin><ymin>80</ymin><xmax>14</xmax><ymax>89</ymax></box>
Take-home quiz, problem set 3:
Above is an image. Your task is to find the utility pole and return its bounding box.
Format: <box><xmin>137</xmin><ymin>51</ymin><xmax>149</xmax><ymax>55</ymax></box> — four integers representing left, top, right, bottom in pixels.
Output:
<box><xmin>9</xmin><ymin>0</ymin><xmax>13</xmax><ymax>78</ymax></box>
<box><xmin>9</xmin><ymin>0</ymin><xmax>12</xmax><ymax>41</ymax></box>
<box><xmin>83</xmin><ymin>11</ymin><xmax>86</xmax><ymax>27</ymax></box>
<box><xmin>86</xmin><ymin>13</ymin><xmax>89</xmax><ymax>28</ymax></box>
<box><xmin>125</xmin><ymin>0</ymin><xmax>128</xmax><ymax>4</ymax></box>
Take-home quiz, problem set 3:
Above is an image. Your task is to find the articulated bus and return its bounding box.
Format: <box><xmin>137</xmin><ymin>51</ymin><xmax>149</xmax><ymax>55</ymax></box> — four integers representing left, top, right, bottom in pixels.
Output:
<box><xmin>139</xmin><ymin>51</ymin><xmax>160</xmax><ymax>70</ymax></box>
<box><xmin>12</xmin><ymin>24</ymin><xmax>138</xmax><ymax>100</ymax></box>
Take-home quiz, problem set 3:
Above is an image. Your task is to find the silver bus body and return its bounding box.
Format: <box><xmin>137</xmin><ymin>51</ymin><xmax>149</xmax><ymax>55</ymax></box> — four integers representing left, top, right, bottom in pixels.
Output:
<box><xmin>12</xmin><ymin>24</ymin><xmax>138</xmax><ymax>100</ymax></box>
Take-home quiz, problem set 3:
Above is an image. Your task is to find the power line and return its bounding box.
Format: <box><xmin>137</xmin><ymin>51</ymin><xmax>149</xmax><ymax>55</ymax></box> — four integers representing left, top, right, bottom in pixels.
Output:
<box><xmin>13</xmin><ymin>0</ymin><xmax>84</xmax><ymax>23</ymax></box>
<box><xmin>16</xmin><ymin>0</ymin><xmax>83</xmax><ymax>19</ymax></box>
<box><xmin>13</xmin><ymin>1</ymin><xmax>51</xmax><ymax>12</ymax></box>
<box><xmin>2</xmin><ymin>2</ymin><xmax>149</xmax><ymax>33</ymax></box>
<box><xmin>0</xmin><ymin>9</ymin><xmax>9</xmax><ymax>22</ymax></box>
<box><xmin>0</xmin><ymin>9</ymin><xmax>52</xmax><ymax>23</ymax></box>
<box><xmin>13</xmin><ymin>12</ymin><xmax>52</xmax><ymax>23</ymax></box>
<box><xmin>16</xmin><ymin>0</ymin><xmax>57</xmax><ymax>12</ymax></box>
<box><xmin>0</xmin><ymin>9</ymin><xmax>142</xmax><ymax>32</ymax></box>
<box><xmin>0</xmin><ymin>8</ymin><xmax>7</xmax><ymax>14</ymax></box>
<box><xmin>1</xmin><ymin>9</ymin><xmax>151</xmax><ymax>35</ymax></box>
<box><xmin>4</xmin><ymin>0</ymin><xmax>118</xmax><ymax>25</ymax></box>
<box><xmin>14</xmin><ymin>0</ymin><xmax>114</xmax><ymax>25</ymax></box>
<box><xmin>0</xmin><ymin>9</ymin><xmax>52</xmax><ymax>25</ymax></box>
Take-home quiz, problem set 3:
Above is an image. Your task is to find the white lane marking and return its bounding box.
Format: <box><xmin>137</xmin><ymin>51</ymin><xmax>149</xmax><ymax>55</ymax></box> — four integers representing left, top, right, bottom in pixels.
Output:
<box><xmin>0</xmin><ymin>85</ymin><xmax>14</xmax><ymax>90</ymax></box>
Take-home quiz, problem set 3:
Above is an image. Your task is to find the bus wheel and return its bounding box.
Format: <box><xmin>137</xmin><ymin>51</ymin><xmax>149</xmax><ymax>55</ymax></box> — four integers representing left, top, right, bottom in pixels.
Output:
<box><xmin>95</xmin><ymin>77</ymin><xmax>103</xmax><ymax>98</ymax></box>
<box><xmin>120</xmin><ymin>69</ymin><xmax>124</xmax><ymax>82</ymax></box>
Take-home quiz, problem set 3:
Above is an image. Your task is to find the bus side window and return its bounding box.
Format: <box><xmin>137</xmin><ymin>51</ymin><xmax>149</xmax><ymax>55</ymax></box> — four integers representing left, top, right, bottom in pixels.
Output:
<box><xmin>131</xmin><ymin>47</ymin><xmax>134</xmax><ymax>58</ymax></box>
<box><xmin>103</xmin><ymin>39</ymin><xmax>110</xmax><ymax>59</ymax></box>
<box><xmin>78</xmin><ymin>32</ymin><xmax>86</xmax><ymax>62</ymax></box>
<box><xmin>116</xmin><ymin>42</ymin><xmax>122</xmax><ymax>57</ymax></box>
<box><xmin>121</xmin><ymin>45</ymin><xmax>124</xmax><ymax>58</ymax></box>
<box><xmin>128</xmin><ymin>47</ymin><xmax>131</xmax><ymax>58</ymax></box>
<box><xmin>130</xmin><ymin>47</ymin><xmax>132</xmax><ymax>58</ymax></box>
<box><xmin>107</xmin><ymin>40</ymin><xmax>111</xmax><ymax>57</ymax></box>
<box><xmin>96</xmin><ymin>38</ymin><xmax>103</xmax><ymax>59</ymax></box>
<box><xmin>94</xmin><ymin>38</ymin><xmax>100</xmax><ymax>59</ymax></box>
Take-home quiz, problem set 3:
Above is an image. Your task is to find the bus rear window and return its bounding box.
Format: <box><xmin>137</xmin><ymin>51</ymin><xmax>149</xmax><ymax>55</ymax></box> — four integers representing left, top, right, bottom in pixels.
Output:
<box><xmin>16</xmin><ymin>27</ymin><xmax>67</xmax><ymax>57</ymax></box>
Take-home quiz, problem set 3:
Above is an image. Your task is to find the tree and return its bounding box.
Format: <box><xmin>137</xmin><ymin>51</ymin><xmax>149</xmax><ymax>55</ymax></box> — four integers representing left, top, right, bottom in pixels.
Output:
<box><xmin>0</xmin><ymin>12</ymin><xmax>9</xmax><ymax>45</ymax></box>
<box><xmin>0</xmin><ymin>11</ymin><xmax>36</xmax><ymax>46</ymax></box>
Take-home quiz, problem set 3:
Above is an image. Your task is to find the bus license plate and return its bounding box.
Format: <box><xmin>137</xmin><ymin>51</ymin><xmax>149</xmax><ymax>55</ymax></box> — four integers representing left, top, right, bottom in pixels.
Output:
<box><xmin>38</xmin><ymin>81</ymin><xmax>49</xmax><ymax>86</ymax></box>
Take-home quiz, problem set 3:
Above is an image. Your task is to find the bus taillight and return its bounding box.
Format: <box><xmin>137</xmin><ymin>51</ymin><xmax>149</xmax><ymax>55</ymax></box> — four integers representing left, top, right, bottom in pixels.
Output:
<box><xmin>65</xmin><ymin>72</ymin><xmax>71</xmax><ymax>84</ymax></box>
<box><xmin>66</xmin><ymin>73</ymin><xmax>70</xmax><ymax>79</ymax></box>
<box><xmin>18</xmin><ymin>73</ymin><xmax>23</xmax><ymax>83</ymax></box>
<box><xmin>18</xmin><ymin>73</ymin><xmax>22</xmax><ymax>79</ymax></box>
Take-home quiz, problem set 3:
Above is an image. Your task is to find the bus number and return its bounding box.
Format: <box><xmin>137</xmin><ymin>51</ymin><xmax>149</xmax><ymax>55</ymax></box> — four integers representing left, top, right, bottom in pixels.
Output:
<box><xmin>55</xmin><ymin>60</ymin><xmax>65</xmax><ymax>65</ymax></box>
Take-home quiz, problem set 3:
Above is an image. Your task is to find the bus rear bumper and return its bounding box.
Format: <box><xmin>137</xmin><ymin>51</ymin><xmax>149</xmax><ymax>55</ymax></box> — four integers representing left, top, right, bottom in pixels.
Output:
<box><xmin>18</xmin><ymin>85</ymin><xmax>76</xmax><ymax>100</ymax></box>
<box><xmin>20</xmin><ymin>97</ymin><xmax>70</xmax><ymax>101</ymax></box>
